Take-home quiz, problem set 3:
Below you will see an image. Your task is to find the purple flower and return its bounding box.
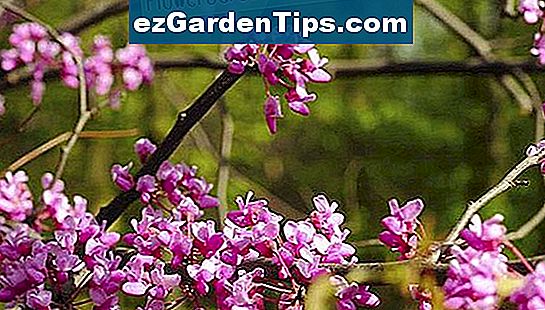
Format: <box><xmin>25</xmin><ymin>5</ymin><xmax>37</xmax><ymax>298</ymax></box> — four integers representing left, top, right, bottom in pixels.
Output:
<box><xmin>510</xmin><ymin>261</ymin><xmax>545</xmax><ymax>310</ymax></box>
<box><xmin>116</xmin><ymin>44</ymin><xmax>153</xmax><ymax>91</ymax></box>
<box><xmin>519</xmin><ymin>0</ymin><xmax>544</xmax><ymax>24</ymax></box>
<box><xmin>409</xmin><ymin>284</ymin><xmax>433</xmax><ymax>310</ymax></box>
<box><xmin>310</xmin><ymin>194</ymin><xmax>347</xmax><ymax>239</ymax></box>
<box><xmin>460</xmin><ymin>214</ymin><xmax>506</xmax><ymax>252</ymax></box>
<box><xmin>378</xmin><ymin>198</ymin><xmax>424</xmax><ymax>260</ymax></box>
<box><xmin>84</xmin><ymin>36</ymin><xmax>114</xmax><ymax>96</ymax></box>
<box><xmin>219</xmin><ymin>268</ymin><xmax>265</xmax><ymax>310</ymax></box>
<box><xmin>263</xmin><ymin>95</ymin><xmax>283</xmax><ymax>134</ymax></box>
<box><xmin>224</xmin><ymin>44</ymin><xmax>331</xmax><ymax>133</ymax></box>
<box><xmin>111</xmin><ymin>163</ymin><xmax>135</xmax><ymax>191</ymax></box>
<box><xmin>192</xmin><ymin>220</ymin><xmax>224</xmax><ymax>258</ymax></box>
<box><xmin>188</xmin><ymin>255</ymin><xmax>235</xmax><ymax>295</ymax></box>
<box><xmin>123</xmin><ymin>254</ymin><xmax>179</xmax><ymax>299</ymax></box>
<box><xmin>0</xmin><ymin>171</ymin><xmax>33</xmax><ymax>221</ymax></box>
<box><xmin>443</xmin><ymin>246</ymin><xmax>508</xmax><ymax>309</ymax></box>
<box><xmin>135</xmin><ymin>138</ymin><xmax>157</xmax><ymax>163</ymax></box>
<box><xmin>136</xmin><ymin>175</ymin><xmax>157</xmax><ymax>204</ymax></box>
<box><xmin>26</xmin><ymin>287</ymin><xmax>52</xmax><ymax>310</ymax></box>
<box><xmin>331</xmin><ymin>275</ymin><xmax>380</xmax><ymax>309</ymax></box>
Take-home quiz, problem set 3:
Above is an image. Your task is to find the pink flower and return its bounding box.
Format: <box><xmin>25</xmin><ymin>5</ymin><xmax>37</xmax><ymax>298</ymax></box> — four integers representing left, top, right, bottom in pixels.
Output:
<box><xmin>134</xmin><ymin>138</ymin><xmax>157</xmax><ymax>163</ymax></box>
<box><xmin>0</xmin><ymin>171</ymin><xmax>33</xmax><ymax>221</ymax></box>
<box><xmin>224</xmin><ymin>44</ymin><xmax>331</xmax><ymax>133</ymax></box>
<box><xmin>331</xmin><ymin>275</ymin><xmax>380</xmax><ymax>309</ymax></box>
<box><xmin>263</xmin><ymin>95</ymin><xmax>283</xmax><ymax>134</ymax></box>
<box><xmin>378</xmin><ymin>198</ymin><xmax>424</xmax><ymax>260</ymax></box>
<box><xmin>519</xmin><ymin>0</ymin><xmax>544</xmax><ymax>24</ymax></box>
<box><xmin>111</xmin><ymin>163</ymin><xmax>135</xmax><ymax>191</ymax></box>
<box><xmin>443</xmin><ymin>247</ymin><xmax>508</xmax><ymax>309</ymax></box>
<box><xmin>460</xmin><ymin>214</ymin><xmax>506</xmax><ymax>252</ymax></box>
<box><xmin>510</xmin><ymin>262</ymin><xmax>545</xmax><ymax>309</ymax></box>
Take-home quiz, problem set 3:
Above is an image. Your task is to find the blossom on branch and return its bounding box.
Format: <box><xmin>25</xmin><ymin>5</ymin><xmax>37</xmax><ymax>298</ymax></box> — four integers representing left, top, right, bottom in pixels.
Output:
<box><xmin>378</xmin><ymin>198</ymin><xmax>424</xmax><ymax>260</ymax></box>
<box><xmin>0</xmin><ymin>22</ymin><xmax>154</xmax><ymax>112</ymax></box>
<box><xmin>510</xmin><ymin>261</ymin><xmax>545</xmax><ymax>309</ymax></box>
<box><xmin>443</xmin><ymin>214</ymin><xmax>510</xmax><ymax>310</ymax></box>
<box><xmin>224</xmin><ymin>44</ymin><xmax>332</xmax><ymax>134</ymax></box>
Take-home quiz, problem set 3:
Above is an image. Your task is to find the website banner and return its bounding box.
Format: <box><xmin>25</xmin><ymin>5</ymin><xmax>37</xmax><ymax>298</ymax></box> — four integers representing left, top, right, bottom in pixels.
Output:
<box><xmin>129</xmin><ymin>0</ymin><xmax>413</xmax><ymax>44</ymax></box>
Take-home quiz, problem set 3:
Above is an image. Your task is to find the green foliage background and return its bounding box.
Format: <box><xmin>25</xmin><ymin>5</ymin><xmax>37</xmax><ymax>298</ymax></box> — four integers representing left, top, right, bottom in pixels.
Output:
<box><xmin>1</xmin><ymin>0</ymin><xmax>544</xmax><ymax>308</ymax></box>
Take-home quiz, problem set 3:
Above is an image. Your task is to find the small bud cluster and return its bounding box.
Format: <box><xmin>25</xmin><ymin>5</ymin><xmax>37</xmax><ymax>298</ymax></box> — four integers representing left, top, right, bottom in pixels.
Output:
<box><xmin>0</xmin><ymin>22</ymin><xmax>153</xmax><ymax>114</ymax></box>
<box><xmin>224</xmin><ymin>44</ymin><xmax>332</xmax><ymax>134</ymax></box>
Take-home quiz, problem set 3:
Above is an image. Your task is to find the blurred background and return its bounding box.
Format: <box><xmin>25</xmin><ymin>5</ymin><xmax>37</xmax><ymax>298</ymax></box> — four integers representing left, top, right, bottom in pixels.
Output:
<box><xmin>1</xmin><ymin>0</ymin><xmax>545</xmax><ymax>308</ymax></box>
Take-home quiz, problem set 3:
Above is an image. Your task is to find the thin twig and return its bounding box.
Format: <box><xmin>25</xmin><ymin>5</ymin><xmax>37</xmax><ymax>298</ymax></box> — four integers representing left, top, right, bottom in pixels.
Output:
<box><xmin>17</xmin><ymin>105</ymin><xmax>41</xmax><ymax>132</ymax></box>
<box><xmin>57</xmin><ymin>0</ymin><xmax>128</xmax><ymax>34</ymax></box>
<box><xmin>217</xmin><ymin>101</ymin><xmax>234</xmax><ymax>227</ymax></box>
<box><xmin>0</xmin><ymin>2</ymin><xmax>89</xmax><ymax>183</ymax></box>
<box><xmin>415</xmin><ymin>0</ymin><xmax>534</xmax><ymax>113</ymax></box>
<box><xmin>508</xmin><ymin>202</ymin><xmax>545</xmax><ymax>240</ymax></box>
<box><xmin>443</xmin><ymin>148</ymin><xmax>545</xmax><ymax>248</ymax></box>
<box><xmin>353</xmin><ymin>239</ymin><xmax>382</xmax><ymax>247</ymax></box>
<box><xmin>190</xmin><ymin>124</ymin><xmax>304</xmax><ymax>218</ymax></box>
<box><xmin>5</xmin><ymin>57</ymin><xmax>545</xmax><ymax>91</ymax></box>
<box><xmin>512</xmin><ymin>69</ymin><xmax>545</xmax><ymax>142</ymax></box>
<box><xmin>96</xmin><ymin>70</ymin><xmax>243</xmax><ymax>228</ymax></box>
<box><xmin>3</xmin><ymin>129</ymin><xmax>139</xmax><ymax>173</ymax></box>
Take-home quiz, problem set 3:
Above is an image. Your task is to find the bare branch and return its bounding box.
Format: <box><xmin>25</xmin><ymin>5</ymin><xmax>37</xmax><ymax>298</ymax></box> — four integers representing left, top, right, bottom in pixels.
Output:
<box><xmin>58</xmin><ymin>0</ymin><xmax>128</xmax><ymax>34</ymax></box>
<box><xmin>96</xmin><ymin>70</ymin><xmax>243</xmax><ymax>228</ymax></box>
<box><xmin>3</xmin><ymin>129</ymin><xmax>139</xmax><ymax>174</ymax></box>
<box><xmin>508</xmin><ymin>202</ymin><xmax>545</xmax><ymax>240</ymax></box>
<box><xmin>217</xmin><ymin>101</ymin><xmax>233</xmax><ymax>228</ymax></box>
<box><xmin>0</xmin><ymin>2</ymin><xmax>90</xmax><ymax>183</ymax></box>
<box><xmin>444</xmin><ymin>148</ymin><xmax>545</xmax><ymax>248</ymax></box>
<box><xmin>415</xmin><ymin>0</ymin><xmax>534</xmax><ymax>113</ymax></box>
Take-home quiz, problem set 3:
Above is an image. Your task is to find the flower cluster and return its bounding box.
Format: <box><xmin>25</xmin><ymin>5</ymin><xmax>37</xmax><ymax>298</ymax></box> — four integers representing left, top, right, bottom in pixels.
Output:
<box><xmin>111</xmin><ymin>138</ymin><xmax>219</xmax><ymax>210</ymax></box>
<box><xmin>224</xmin><ymin>44</ymin><xmax>332</xmax><ymax>134</ymax></box>
<box><xmin>519</xmin><ymin>0</ymin><xmax>545</xmax><ymax>64</ymax></box>
<box><xmin>510</xmin><ymin>261</ymin><xmax>545</xmax><ymax>309</ymax></box>
<box><xmin>110</xmin><ymin>138</ymin><xmax>379</xmax><ymax>310</ymax></box>
<box><xmin>0</xmin><ymin>171</ymin><xmax>33</xmax><ymax>221</ymax></box>
<box><xmin>443</xmin><ymin>214</ymin><xmax>509</xmax><ymax>309</ymax></box>
<box><xmin>0</xmin><ymin>171</ymin><xmax>124</xmax><ymax>310</ymax></box>
<box><xmin>187</xmin><ymin>192</ymin><xmax>377</xmax><ymax>310</ymax></box>
<box><xmin>378</xmin><ymin>198</ymin><xmax>424</xmax><ymax>260</ymax></box>
<box><xmin>0</xmin><ymin>22</ymin><xmax>153</xmax><ymax>114</ymax></box>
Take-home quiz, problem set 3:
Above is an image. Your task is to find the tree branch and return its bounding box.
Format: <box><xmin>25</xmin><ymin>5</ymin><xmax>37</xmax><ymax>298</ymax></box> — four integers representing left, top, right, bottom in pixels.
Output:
<box><xmin>95</xmin><ymin>70</ymin><xmax>242</xmax><ymax>228</ymax></box>
<box><xmin>216</xmin><ymin>100</ymin><xmax>233</xmax><ymax>228</ymax></box>
<box><xmin>508</xmin><ymin>202</ymin><xmax>545</xmax><ymax>240</ymax></box>
<box><xmin>4</xmin><ymin>57</ymin><xmax>545</xmax><ymax>92</ymax></box>
<box><xmin>444</xmin><ymin>148</ymin><xmax>545</xmax><ymax>247</ymax></box>
<box><xmin>415</xmin><ymin>0</ymin><xmax>534</xmax><ymax>113</ymax></box>
<box><xmin>0</xmin><ymin>2</ymin><xmax>90</xmax><ymax>183</ymax></box>
<box><xmin>57</xmin><ymin>0</ymin><xmax>128</xmax><ymax>34</ymax></box>
<box><xmin>2</xmin><ymin>129</ymin><xmax>139</xmax><ymax>174</ymax></box>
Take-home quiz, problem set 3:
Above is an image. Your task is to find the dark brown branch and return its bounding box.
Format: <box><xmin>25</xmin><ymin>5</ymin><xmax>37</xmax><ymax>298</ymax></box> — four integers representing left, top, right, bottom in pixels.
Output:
<box><xmin>57</xmin><ymin>0</ymin><xmax>128</xmax><ymax>34</ymax></box>
<box><xmin>95</xmin><ymin>70</ymin><xmax>242</xmax><ymax>227</ymax></box>
<box><xmin>155</xmin><ymin>57</ymin><xmax>545</xmax><ymax>77</ymax></box>
<box><xmin>2</xmin><ymin>57</ymin><xmax>545</xmax><ymax>91</ymax></box>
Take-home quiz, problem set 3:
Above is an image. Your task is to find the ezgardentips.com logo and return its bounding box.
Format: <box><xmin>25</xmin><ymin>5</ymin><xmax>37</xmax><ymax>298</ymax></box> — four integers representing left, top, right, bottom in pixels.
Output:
<box><xmin>129</xmin><ymin>0</ymin><xmax>413</xmax><ymax>44</ymax></box>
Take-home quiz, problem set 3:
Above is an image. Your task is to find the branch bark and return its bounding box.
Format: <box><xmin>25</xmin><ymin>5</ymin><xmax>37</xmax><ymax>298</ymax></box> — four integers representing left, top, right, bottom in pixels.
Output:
<box><xmin>415</xmin><ymin>0</ymin><xmax>534</xmax><ymax>113</ymax></box>
<box><xmin>216</xmin><ymin>101</ymin><xmax>233</xmax><ymax>228</ymax></box>
<box><xmin>95</xmin><ymin>70</ymin><xmax>242</xmax><ymax>227</ymax></box>
<box><xmin>444</xmin><ymin>148</ymin><xmax>545</xmax><ymax>247</ymax></box>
